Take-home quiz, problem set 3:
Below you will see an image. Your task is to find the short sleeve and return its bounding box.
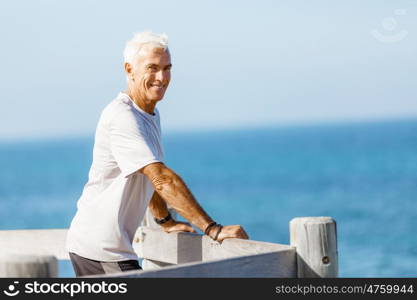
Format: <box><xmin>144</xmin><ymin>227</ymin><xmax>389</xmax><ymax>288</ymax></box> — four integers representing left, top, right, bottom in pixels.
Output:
<box><xmin>109</xmin><ymin>109</ymin><xmax>162</xmax><ymax>177</ymax></box>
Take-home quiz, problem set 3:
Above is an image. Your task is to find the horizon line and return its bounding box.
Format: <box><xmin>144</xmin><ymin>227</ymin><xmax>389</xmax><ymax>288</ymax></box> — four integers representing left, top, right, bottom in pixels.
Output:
<box><xmin>1</xmin><ymin>115</ymin><xmax>417</xmax><ymax>144</ymax></box>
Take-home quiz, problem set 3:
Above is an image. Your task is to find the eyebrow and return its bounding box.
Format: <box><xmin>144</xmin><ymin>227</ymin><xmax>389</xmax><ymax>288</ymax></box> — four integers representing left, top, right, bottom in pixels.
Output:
<box><xmin>145</xmin><ymin>63</ymin><xmax>172</xmax><ymax>68</ymax></box>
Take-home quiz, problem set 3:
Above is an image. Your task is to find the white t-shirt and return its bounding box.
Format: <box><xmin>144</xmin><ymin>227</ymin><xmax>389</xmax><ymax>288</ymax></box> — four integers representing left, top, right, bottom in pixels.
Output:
<box><xmin>66</xmin><ymin>92</ymin><xmax>164</xmax><ymax>262</ymax></box>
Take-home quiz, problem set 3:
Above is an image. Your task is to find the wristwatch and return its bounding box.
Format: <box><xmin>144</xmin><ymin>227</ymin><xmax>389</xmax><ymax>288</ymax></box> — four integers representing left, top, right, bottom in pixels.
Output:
<box><xmin>154</xmin><ymin>212</ymin><xmax>172</xmax><ymax>225</ymax></box>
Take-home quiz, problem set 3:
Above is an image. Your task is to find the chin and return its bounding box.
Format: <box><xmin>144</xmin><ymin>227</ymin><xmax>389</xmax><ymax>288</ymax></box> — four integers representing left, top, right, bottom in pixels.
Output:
<box><xmin>149</xmin><ymin>94</ymin><xmax>165</xmax><ymax>102</ymax></box>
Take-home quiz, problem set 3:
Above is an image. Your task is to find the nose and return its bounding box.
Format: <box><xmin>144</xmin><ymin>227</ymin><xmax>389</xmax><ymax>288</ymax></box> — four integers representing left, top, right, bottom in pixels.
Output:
<box><xmin>155</xmin><ymin>69</ymin><xmax>170</xmax><ymax>83</ymax></box>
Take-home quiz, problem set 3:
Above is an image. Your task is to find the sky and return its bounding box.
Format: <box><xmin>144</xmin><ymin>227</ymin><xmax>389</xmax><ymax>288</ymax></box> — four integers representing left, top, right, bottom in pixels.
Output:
<box><xmin>0</xmin><ymin>0</ymin><xmax>416</xmax><ymax>139</ymax></box>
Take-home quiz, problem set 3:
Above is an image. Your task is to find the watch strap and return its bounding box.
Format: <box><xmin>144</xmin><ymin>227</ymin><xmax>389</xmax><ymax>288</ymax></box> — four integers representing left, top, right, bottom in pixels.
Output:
<box><xmin>154</xmin><ymin>212</ymin><xmax>172</xmax><ymax>225</ymax></box>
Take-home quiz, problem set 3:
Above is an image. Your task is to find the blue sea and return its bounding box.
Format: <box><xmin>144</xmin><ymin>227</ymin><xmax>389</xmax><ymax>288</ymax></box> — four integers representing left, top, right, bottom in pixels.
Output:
<box><xmin>1</xmin><ymin>119</ymin><xmax>417</xmax><ymax>277</ymax></box>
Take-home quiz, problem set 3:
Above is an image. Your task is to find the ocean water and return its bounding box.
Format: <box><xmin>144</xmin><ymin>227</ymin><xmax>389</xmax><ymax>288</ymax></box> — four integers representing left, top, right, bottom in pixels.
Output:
<box><xmin>1</xmin><ymin>119</ymin><xmax>417</xmax><ymax>277</ymax></box>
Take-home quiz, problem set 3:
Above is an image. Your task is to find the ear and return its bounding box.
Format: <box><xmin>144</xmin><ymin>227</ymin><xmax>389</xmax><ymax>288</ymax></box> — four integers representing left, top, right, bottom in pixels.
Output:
<box><xmin>124</xmin><ymin>62</ymin><xmax>133</xmax><ymax>79</ymax></box>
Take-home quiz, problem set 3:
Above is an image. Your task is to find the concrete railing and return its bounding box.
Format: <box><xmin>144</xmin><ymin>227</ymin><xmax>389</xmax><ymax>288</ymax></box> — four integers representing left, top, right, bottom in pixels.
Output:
<box><xmin>0</xmin><ymin>217</ymin><xmax>338</xmax><ymax>278</ymax></box>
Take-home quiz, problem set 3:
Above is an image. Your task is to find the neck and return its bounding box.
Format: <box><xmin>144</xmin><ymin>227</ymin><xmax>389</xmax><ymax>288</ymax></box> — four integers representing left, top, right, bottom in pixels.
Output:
<box><xmin>125</xmin><ymin>87</ymin><xmax>156</xmax><ymax>115</ymax></box>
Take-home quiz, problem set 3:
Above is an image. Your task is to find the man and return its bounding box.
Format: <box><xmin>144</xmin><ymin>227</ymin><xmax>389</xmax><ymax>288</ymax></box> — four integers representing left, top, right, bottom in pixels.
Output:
<box><xmin>66</xmin><ymin>31</ymin><xmax>249</xmax><ymax>277</ymax></box>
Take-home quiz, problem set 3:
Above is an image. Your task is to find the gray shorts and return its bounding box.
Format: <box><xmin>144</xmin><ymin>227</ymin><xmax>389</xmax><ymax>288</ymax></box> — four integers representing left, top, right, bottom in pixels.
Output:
<box><xmin>69</xmin><ymin>252</ymin><xmax>142</xmax><ymax>277</ymax></box>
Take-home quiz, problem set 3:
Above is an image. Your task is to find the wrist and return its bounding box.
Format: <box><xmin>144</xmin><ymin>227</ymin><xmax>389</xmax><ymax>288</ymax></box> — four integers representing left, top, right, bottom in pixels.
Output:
<box><xmin>207</xmin><ymin>225</ymin><xmax>217</xmax><ymax>239</ymax></box>
<box><xmin>160</xmin><ymin>218</ymin><xmax>176</xmax><ymax>229</ymax></box>
<box><xmin>154</xmin><ymin>212</ymin><xmax>173</xmax><ymax>225</ymax></box>
<box><xmin>204</xmin><ymin>222</ymin><xmax>223</xmax><ymax>241</ymax></box>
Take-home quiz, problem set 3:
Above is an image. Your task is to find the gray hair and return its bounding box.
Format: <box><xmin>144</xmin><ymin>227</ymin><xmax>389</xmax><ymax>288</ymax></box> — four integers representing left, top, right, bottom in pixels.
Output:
<box><xmin>123</xmin><ymin>31</ymin><xmax>169</xmax><ymax>64</ymax></box>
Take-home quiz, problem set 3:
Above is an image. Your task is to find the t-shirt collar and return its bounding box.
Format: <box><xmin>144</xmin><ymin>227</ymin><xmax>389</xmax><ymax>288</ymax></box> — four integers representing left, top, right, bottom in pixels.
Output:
<box><xmin>119</xmin><ymin>92</ymin><xmax>157</xmax><ymax>119</ymax></box>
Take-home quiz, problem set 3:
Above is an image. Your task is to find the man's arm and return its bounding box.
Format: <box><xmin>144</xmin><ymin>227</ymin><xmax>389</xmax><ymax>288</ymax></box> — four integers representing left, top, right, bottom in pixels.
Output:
<box><xmin>141</xmin><ymin>162</ymin><xmax>249</xmax><ymax>242</ymax></box>
<box><xmin>148</xmin><ymin>191</ymin><xmax>196</xmax><ymax>233</ymax></box>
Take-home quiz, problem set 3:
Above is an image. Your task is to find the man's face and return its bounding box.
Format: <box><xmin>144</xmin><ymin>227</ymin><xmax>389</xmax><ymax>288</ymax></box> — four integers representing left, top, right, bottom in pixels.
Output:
<box><xmin>128</xmin><ymin>45</ymin><xmax>171</xmax><ymax>103</ymax></box>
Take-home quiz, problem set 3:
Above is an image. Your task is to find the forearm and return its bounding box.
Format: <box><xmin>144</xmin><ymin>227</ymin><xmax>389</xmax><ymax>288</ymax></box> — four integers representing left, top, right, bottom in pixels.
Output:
<box><xmin>142</xmin><ymin>163</ymin><xmax>249</xmax><ymax>241</ymax></box>
<box><xmin>148</xmin><ymin>166</ymin><xmax>214</xmax><ymax>232</ymax></box>
<box><xmin>148</xmin><ymin>191</ymin><xmax>170</xmax><ymax>220</ymax></box>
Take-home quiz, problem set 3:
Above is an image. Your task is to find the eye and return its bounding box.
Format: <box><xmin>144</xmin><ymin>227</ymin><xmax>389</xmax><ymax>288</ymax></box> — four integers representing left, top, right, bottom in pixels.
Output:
<box><xmin>147</xmin><ymin>65</ymin><xmax>158</xmax><ymax>71</ymax></box>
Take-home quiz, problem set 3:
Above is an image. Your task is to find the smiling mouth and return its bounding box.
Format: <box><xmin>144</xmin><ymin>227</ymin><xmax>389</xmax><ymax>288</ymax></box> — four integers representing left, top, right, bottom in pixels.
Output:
<box><xmin>150</xmin><ymin>82</ymin><xmax>165</xmax><ymax>87</ymax></box>
<box><xmin>149</xmin><ymin>85</ymin><xmax>166</xmax><ymax>92</ymax></box>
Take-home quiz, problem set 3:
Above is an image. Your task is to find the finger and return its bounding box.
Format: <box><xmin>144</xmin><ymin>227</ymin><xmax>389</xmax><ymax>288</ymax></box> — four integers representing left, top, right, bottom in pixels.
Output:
<box><xmin>185</xmin><ymin>225</ymin><xmax>197</xmax><ymax>233</ymax></box>
<box><xmin>241</xmin><ymin>232</ymin><xmax>249</xmax><ymax>239</ymax></box>
<box><xmin>225</xmin><ymin>230</ymin><xmax>248</xmax><ymax>240</ymax></box>
<box><xmin>169</xmin><ymin>224</ymin><xmax>196</xmax><ymax>233</ymax></box>
<box><xmin>180</xmin><ymin>224</ymin><xmax>196</xmax><ymax>233</ymax></box>
<box><xmin>239</xmin><ymin>229</ymin><xmax>249</xmax><ymax>239</ymax></box>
